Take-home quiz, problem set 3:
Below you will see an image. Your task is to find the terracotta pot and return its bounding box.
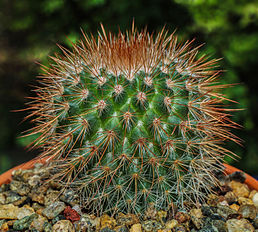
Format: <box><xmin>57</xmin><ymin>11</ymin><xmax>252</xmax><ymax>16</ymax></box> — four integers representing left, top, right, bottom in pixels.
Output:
<box><xmin>0</xmin><ymin>159</ymin><xmax>258</xmax><ymax>191</ymax></box>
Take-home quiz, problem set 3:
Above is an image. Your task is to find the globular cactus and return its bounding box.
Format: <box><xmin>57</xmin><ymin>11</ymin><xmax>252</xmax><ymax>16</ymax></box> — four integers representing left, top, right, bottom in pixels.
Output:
<box><xmin>25</xmin><ymin>24</ymin><xmax>238</xmax><ymax>215</ymax></box>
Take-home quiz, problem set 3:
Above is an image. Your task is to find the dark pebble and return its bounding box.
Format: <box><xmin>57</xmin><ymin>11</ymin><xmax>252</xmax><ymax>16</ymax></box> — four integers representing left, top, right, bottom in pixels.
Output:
<box><xmin>100</xmin><ymin>227</ymin><xmax>115</xmax><ymax>232</ymax></box>
<box><xmin>52</xmin><ymin>215</ymin><xmax>66</xmax><ymax>224</ymax></box>
<box><xmin>228</xmin><ymin>171</ymin><xmax>246</xmax><ymax>183</ymax></box>
<box><xmin>201</xmin><ymin>206</ymin><xmax>216</xmax><ymax>217</ymax></box>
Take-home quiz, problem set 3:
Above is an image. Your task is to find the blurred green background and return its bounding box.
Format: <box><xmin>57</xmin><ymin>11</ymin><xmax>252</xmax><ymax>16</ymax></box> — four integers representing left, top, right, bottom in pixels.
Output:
<box><xmin>0</xmin><ymin>0</ymin><xmax>257</xmax><ymax>175</ymax></box>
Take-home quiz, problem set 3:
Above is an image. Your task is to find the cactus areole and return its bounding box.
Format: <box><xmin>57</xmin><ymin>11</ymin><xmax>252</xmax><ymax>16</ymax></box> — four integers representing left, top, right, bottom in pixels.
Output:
<box><xmin>25</xmin><ymin>24</ymin><xmax>238</xmax><ymax>215</ymax></box>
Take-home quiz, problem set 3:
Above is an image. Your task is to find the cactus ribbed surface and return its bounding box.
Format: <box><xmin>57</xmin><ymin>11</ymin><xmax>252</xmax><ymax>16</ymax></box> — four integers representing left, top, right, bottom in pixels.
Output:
<box><xmin>25</xmin><ymin>25</ymin><xmax>238</xmax><ymax>215</ymax></box>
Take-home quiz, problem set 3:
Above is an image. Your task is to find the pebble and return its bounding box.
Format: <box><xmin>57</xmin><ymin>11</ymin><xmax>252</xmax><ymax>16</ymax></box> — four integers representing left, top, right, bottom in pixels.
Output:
<box><xmin>141</xmin><ymin>220</ymin><xmax>162</xmax><ymax>231</ymax></box>
<box><xmin>52</xmin><ymin>219</ymin><xmax>75</xmax><ymax>232</ymax></box>
<box><xmin>230</xmin><ymin>204</ymin><xmax>240</xmax><ymax>211</ymax></box>
<box><xmin>17</xmin><ymin>205</ymin><xmax>35</xmax><ymax>219</ymax></box>
<box><xmin>44</xmin><ymin>189</ymin><xmax>60</xmax><ymax>206</ymax></box>
<box><xmin>190</xmin><ymin>208</ymin><xmax>204</xmax><ymax>229</ymax></box>
<box><xmin>10</xmin><ymin>180</ymin><xmax>31</xmax><ymax>196</ymax></box>
<box><xmin>165</xmin><ymin>219</ymin><xmax>178</xmax><ymax>229</ymax></box>
<box><xmin>229</xmin><ymin>181</ymin><xmax>250</xmax><ymax>198</ymax></box>
<box><xmin>228</xmin><ymin>171</ymin><xmax>246</xmax><ymax>183</ymax></box>
<box><xmin>29</xmin><ymin>214</ymin><xmax>48</xmax><ymax>231</ymax></box>
<box><xmin>13</xmin><ymin>213</ymin><xmax>38</xmax><ymax>230</ymax></box>
<box><xmin>0</xmin><ymin>204</ymin><xmax>19</xmax><ymax>219</ymax></box>
<box><xmin>43</xmin><ymin>221</ymin><xmax>52</xmax><ymax>232</ymax></box>
<box><xmin>238</xmin><ymin>197</ymin><xmax>254</xmax><ymax>205</ymax></box>
<box><xmin>217</xmin><ymin>204</ymin><xmax>238</xmax><ymax>219</ymax></box>
<box><xmin>252</xmin><ymin>192</ymin><xmax>258</xmax><ymax>208</ymax></box>
<box><xmin>114</xmin><ymin>225</ymin><xmax>129</xmax><ymax>232</ymax></box>
<box><xmin>130</xmin><ymin>223</ymin><xmax>142</xmax><ymax>232</ymax></box>
<box><xmin>207</xmin><ymin>194</ymin><xmax>220</xmax><ymax>207</ymax></box>
<box><xmin>225</xmin><ymin>191</ymin><xmax>237</xmax><ymax>204</ymax></box>
<box><xmin>42</xmin><ymin>201</ymin><xmax>66</xmax><ymax>219</ymax></box>
<box><xmin>238</xmin><ymin>204</ymin><xmax>257</xmax><ymax>219</ymax></box>
<box><xmin>100</xmin><ymin>214</ymin><xmax>117</xmax><ymax>229</ymax></box>
<box><xmin>60</xmin><ymin>189</ymin><xmax>79</xmax><ymax>206</ymax></box>
<box><xmin>117</xmin><ymin>213</ymin><xmax>139</xmax><ymax>226</ymax></box>
<box><xmin>175</xmin><ymin>211</ymin><xmax>190</xmax><ymax>223</ymax></box>
<box><xmin>157</xmin><ymin>210</ymin><xmax>167</xmax><ymax>223</ymax></box>
<box><xmin>211</xmin><ymin>219</ymin><xmax>227</xmax><ymax>232</ymax></box>
<box><xmin>226</xmin><ymin>218</ymin><xmax>255</xmax><ymax>232</ymax></box>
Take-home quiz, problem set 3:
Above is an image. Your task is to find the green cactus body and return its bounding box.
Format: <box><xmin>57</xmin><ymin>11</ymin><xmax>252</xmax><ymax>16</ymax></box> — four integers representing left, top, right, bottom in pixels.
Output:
<box><xmin>25</xmin><ymin>25</ymin><xmax>238</xmax><ymax>215</ymax></box>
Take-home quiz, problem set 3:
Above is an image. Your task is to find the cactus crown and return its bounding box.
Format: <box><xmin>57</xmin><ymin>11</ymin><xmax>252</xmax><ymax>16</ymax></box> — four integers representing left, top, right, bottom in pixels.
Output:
<box><xmin>25</xmin><ymin>24</ymin><xmax>238</xmax><ymax>215</ymax></box>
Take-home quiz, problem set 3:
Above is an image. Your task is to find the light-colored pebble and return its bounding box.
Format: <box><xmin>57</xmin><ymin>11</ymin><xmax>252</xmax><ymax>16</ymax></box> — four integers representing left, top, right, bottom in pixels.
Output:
<box><xmin>238</xmin><ymin>197</ymin><xmax>253</xmax><ymax>205</ymax></box>
<box><xmin>0</xmin><ymin>204</ymin><xmax>19</xmax><ymax>219</ymax></box>
<box><xmin>52</xmin><ymin>220</ymin><xmax>75</xmax><ymax>232</ymax></box>
<box><xmin>229</xmin><ymin>181</ymin><xmax>250</xmax><ymax>198</ymax></box>
<box><xmin>226</xmin><ymin>218</ymin><xmax>255</xmax><ymax>232</ymax></box>
<box><xmin>165</xmin><ymin>219</ymin><xmax>178</xmax><ymax>229</ymax></box>
<box><xmin>100</xmin><ymin>214</ymin><xmax>117</xmax><ymax>229</ymax></box>
<box><xmin>29</xmin><ymin>215</ymin><xmax>48</xmax><ymax>232</ymax></box>
<box><xmin>17</xmin><ymin>205</ymin><xmax>35</xmax><ymax>219</ymax></box>
<box><xmin>130</xmin><ymin>223</ymin><xmax>142</xmax><ymax>232</ymax></box>
<box><xmin>252</xmin><ymin>192</ymin><xmax>258</xmax><ymax>208</ymax></box>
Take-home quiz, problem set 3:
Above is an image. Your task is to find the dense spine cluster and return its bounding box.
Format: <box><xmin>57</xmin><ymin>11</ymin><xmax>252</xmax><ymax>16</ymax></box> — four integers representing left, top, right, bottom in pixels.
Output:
<box><xmin>25</xmin><ymin>25</ymin><xmax>238</xmax><ymax>215</ymax></box>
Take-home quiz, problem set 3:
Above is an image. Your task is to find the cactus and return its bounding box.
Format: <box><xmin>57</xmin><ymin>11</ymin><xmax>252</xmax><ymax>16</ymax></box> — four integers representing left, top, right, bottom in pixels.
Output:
<box><xmin>24</xmin><ymin>25</ymin><xmax>238</xmax><ymax>215</ymax></box>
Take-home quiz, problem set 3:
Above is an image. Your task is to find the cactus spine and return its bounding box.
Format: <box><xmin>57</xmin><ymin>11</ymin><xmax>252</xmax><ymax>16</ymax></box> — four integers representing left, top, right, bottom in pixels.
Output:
<box><xmin>25</xmin><ymin>25</ymin><xmax>238</xmax><ymax>215</ymax></box>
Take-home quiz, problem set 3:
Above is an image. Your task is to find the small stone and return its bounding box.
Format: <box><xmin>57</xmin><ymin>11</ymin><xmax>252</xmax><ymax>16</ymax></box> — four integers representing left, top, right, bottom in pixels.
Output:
<box><xmin>254</xmin><ymin>217</ymin><xmax>258</xmax><ymax>229</ymax></box>
<box><xmin>4</xmin><ymin>191</ymin><xmax>22</xmax><ymax>204</ymax></box>
<box><xmin>0</xmin><ymin>219</ymin><xmax>5</xmax><ymax>227</ymax></box>
<box><xmin>201</xmin><ymin>205</ymin><xmax>216</xmax><ymax>217</ymax></box>
<box><xmin>63</xmin><ymin>205</ymin><xmax>80</xmax><ymax>222</ymax></box>
<box><xmin>207</xmin><ymin>194</ymin><xmax>220</xmax><ymax>207</ymax></box>
<box><xmin>238</xmin><ymin>204</ymin><xmax>257</xmax><ymax>219</ymax></box>
<box><xmin>42</xmin><ymin>201</ymin><xmax>66</xmax><ymax>219</ymax></box>
<box><xmin>252</xmin><ymin>192</ymin><xmax>258</xmax><ymax>208</ymax></box>
<box><xmin>165</xmin><ymin>219</ymin><xmax>178</xmax><ymax>229</ymax></box>
<box><xmin>28</xmin><ymin>174</ymin><xmax>41</xmax><ymax>187</ymax></box>
<box><xmin>141</xmin><ymin>220</ymin><xmax>162</xmax><ymax>231</ymax></box>
<box><xmin>130</xmin><ymin>223</ymin><xmax>142</xmax><ymax>232</ymax></box>
<box><xmin>52</xmin><ymin>214</ymin><xmax>66</xmax><ymax>224</ymax></box>
<box><xmin>211</xmin><ymin>220</ymin><xmax>227</xmax><ymax>232</ymax></box>
<box><xmin>228</xmin><ymin>171</ymin><xmax>246</xmax><ymax>183</ymax></box>
<box><xmin>60</xmin><ymin>189</ymin><xmax>79</xmax><ymax>206</ymax></box>
<box><xmin>229</xmin><ymin>181</ymin><xmax>250</xmax><ymax>198</ymax></box>
<box><xmin>0</xmin><ymin>222</ymin><xmax>8</xmax><ymax>230</ymax></box>
<box><xmin>116</xmin><ymin>213</ymin><xmax>139</xmax><ymax>226</ymax></box>
<box><xmin>157</xmin><ymin>210</ymin><xmax>167</xmax><ymax>223</ymax></box>
<box><xmin>217</xmin><ymin>204</ymin><xmax>238</xmax><ymax>219</ymax></box>
<box><xmin>29</xmin><ymin>214</ymin><xmax>48</xmax><ymax>232</ymax></box>
<box><xmin>174</xmin><ymin>225</ymin><xmax>186</xmax><ymax>232</ymax></box>
<box><xmin>44</xmin><ymin>189</ymin><xmax>60</xmax><ymax>206</ymax></box>
<box><xmin>52</xmin><ymin>220</ymin><xmax>75</xmax><ymax>232</ymax></box>
<box><xmin>175</xmin><ymin>211</ymin><xmax>190</xmax><ymax>223</ymax></box>
<box><xmin>80</xmin><ymin>213</ymin><xmax>100</xmax><ymax>230</ymax></box>
<box><xmin>0</xmin><ymin>204</ymin><xmax>19</xmax><ymax>219</ymax></box>
<box><xmin>100</xmin><ymin>227</ymin><xmax>116</xmax><ymax>232</ymax></box>
<box><xmin>225</xmin><ymin>191</ymin><xmax>237</xmax><ymax>204</ymax></box>
<box><xmin>17</xmin><ymin>205</ymin><xmax>35</xmax><ymax>219</ymax></box>
<box><xmin>43</xmin><ymin>221</ymin><xmax>52</xmax><ymax>232</ymax></box>
<box><xmin>190</xmin><ymin>209</ymin><xmax>204</xmax><ymax>229</ymax></box>
<box><xmin>226</xmin><ymin>218</ymin><xmax>255</xmax><ymax>232</ymax></box>
<box><xmin>100</xmin><ymin>214</ymin><xmax>117</xmax><ymax>229</ymax></box>
<box><xmin>238</xmin><ymin>197</ymin><xmax>253</xmax><ymax>205</ymax></box>
<box><xmin>10</xmin><ymin>180</ymin><xmax>31</xmax><ymax>196</ymax></box>
<box><xmin>12</xmin><ymin>196</ymin><xmax>27</xmax><ymax>206</ymax></box>
<box><xmin>114</xmin><ymin>225</ymin><xmax>129</xmax><ymax>232</ymax></box>
<box><xmin>230</xmin><ymin>204</ymin><xmax>240</xmax><ymax>211</ymax></box>
<box><xmin>249</xmin><ymin>190</ymin><xmax>257</xmax><ymax>200</ymax></box>
<box><xmin>13</xmin><ymin>213</ymin><xmax>38</xmax><ymax>230</ymax></box>
<box><xmin>32</xmin><ymin>202</ymin><xmax>44</xmax><ymax>211</ymax></box>
<box><xmin>0</xmin><ymin>193</ymin><xmax>5</xmax><ymax>204</ymax></box>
